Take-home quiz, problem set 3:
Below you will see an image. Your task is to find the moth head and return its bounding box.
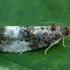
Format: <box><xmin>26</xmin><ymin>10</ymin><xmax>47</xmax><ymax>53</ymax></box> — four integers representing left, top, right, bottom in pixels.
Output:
<box><xmin>61</xmin><ymin>27</ymin><xmax>70</xmax><ymax>36</ymax></box>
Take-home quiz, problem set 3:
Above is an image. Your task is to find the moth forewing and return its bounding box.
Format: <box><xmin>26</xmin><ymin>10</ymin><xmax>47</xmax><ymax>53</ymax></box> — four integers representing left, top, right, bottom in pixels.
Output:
<box><xmin>0</xmin><ymin>23</ymin><xmax>69</xmax><ymax>55</ymax></box>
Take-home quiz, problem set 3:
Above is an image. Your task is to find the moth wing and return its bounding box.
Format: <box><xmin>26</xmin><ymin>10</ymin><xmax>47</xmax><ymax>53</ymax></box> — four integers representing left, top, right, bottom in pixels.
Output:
<box><xmin>1</xmin><ymin>40</ymin><xmax>49</xmax><ymax>52</ymax></box>
<box><xmin>1</xmin><ymin>40</ymin><xmax>32</xmax><ymax>52</ymax></box>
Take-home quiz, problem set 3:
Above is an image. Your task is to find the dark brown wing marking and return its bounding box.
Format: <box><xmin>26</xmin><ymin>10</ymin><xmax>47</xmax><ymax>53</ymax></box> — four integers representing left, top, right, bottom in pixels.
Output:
<box><xmin>51</xmin><ymin>23</ymin><xmax>56</xmax><ymax>31</ymax></box>
<box><xmin>41</xmin><ymin>27</ymin><xmax>44</xmax><ymax>30</ymax></box>
<box><xmin>29</xmin><ymin>42</ymin><xmax>38</xmax><ymax>49</ymax></box>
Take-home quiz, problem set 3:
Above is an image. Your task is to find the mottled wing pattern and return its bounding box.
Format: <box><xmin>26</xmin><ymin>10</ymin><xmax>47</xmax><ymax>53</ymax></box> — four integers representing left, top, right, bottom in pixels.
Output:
<box><xmin>0</xmin><ymin>24</ymin><xmax>61</xmax><ymax>52</ymax></box>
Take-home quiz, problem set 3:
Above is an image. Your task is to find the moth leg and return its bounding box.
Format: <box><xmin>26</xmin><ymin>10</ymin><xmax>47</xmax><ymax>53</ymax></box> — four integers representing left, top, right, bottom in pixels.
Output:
<box><xmin>62</xmin><ymin>37</ymin><xmax>67</xmax><ymax>47</ymax></box>
<box><xmin>59</xmin><ymin>32</ymin><xmax>67</xmax><ymax>47</ymax></box>
<box><xmin>45</xmin><ymin>38</ymin><xmax>61</xmax><ymax>55</ymax></box>
<box><xmin>19</xmin><ymin>51</ymin><xmax>23</xmax><ymax>55</ymax></box>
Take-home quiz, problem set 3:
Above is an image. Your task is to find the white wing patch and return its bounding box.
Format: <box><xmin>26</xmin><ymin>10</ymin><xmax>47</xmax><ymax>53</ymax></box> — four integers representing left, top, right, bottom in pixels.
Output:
<box><xmin>4</xmin><ymin>26</ymin><xmax>20</xmax><ymax>38</ymax></box>
<box><xmin>3</xmin><ymin>40</ymin><xmax>32</xmax><ymax>52</ymax></box>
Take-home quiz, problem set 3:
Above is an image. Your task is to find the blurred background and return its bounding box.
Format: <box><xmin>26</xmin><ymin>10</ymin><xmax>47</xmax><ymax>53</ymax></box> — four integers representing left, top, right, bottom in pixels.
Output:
<box><xmin>0</xmin><ymin>0</ymin><xmax>70</xmax><ymax>26</ymax></box>
<box><xmin>0</xmin><ymin>0</ymin><xmax>70</xmax><ymax>70</ymax></box>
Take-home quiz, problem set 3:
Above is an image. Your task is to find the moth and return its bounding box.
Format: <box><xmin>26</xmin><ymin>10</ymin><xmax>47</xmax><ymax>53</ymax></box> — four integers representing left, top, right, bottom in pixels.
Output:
<box><xmin>0</xmin><ymin>22</ymin><xmax>70</xmax><ymax>55</ymax></box>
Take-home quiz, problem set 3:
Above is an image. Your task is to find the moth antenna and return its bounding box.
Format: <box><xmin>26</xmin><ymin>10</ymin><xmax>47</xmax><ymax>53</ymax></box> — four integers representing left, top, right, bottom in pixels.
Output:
<box><xmin>38</xmin><ymin>22</ymin><xmax>67</xmax><ymax>27</ymax></box>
